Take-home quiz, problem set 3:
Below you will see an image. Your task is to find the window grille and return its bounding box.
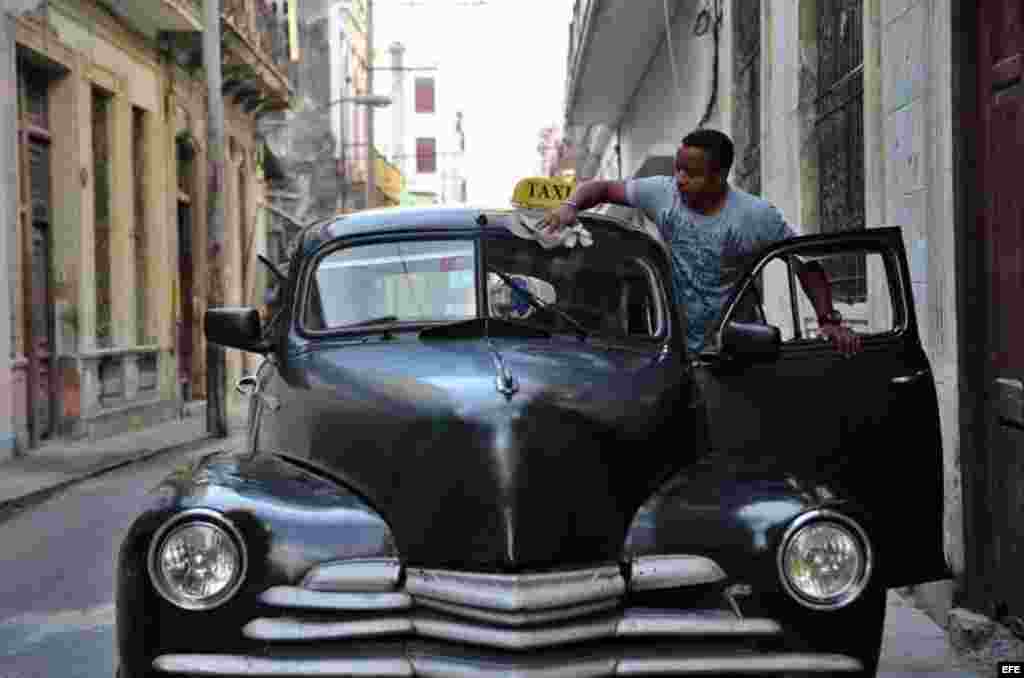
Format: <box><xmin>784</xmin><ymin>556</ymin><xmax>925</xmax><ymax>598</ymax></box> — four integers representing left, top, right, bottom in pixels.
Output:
<box><xmin>815</xmin><ymin>0</ymin><xmax>866</xmax><ymax>304</ymax></box>
<box><xmin>732</xmin><ymin>0</ymin><xmax>761</xmax><ymax>195</ymax></box>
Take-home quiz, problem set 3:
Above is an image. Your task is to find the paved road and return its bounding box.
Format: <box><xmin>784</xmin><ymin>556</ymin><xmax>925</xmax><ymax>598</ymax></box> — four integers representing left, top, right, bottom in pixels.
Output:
<box><xmin>0</xmin><ymin>438</ymin><xmax>981</xmax><ymax>678</ymax></box>
<box><xmin>0</xmin><ymin>439</ymin><xmax>225</xmax><ymax>678</ymax></box>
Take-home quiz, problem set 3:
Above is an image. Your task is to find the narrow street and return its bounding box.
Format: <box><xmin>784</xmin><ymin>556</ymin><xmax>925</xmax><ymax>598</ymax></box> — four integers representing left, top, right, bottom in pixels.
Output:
<box><xmin>0</xmin><ymin>440</ymin><xmax>225</xmax><ymax>678</ymax></box>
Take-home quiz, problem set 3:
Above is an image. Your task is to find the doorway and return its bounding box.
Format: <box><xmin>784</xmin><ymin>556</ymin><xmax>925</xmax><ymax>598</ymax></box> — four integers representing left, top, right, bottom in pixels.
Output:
<box><xmin>18</xmin><ymin>60</ymin><xmax>57</xmax><ymax>445</ymax></box>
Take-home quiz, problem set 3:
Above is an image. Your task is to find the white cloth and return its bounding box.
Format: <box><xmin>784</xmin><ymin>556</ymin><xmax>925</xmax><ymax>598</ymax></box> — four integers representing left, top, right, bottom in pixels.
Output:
<box><xmin>506</xmin><ymin>211</ymin><xmax>594</xmax><ymax>250</ymax></box>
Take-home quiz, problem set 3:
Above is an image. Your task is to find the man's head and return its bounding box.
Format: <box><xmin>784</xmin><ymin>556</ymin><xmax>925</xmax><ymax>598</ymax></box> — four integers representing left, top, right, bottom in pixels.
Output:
<box><xmin>674</xmin><ymin>128</ymin><xmax>734</xmax><ymax>201</ymax></box>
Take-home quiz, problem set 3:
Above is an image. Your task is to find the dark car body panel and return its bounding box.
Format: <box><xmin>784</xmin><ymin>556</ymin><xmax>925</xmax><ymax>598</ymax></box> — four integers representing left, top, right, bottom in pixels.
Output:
<box><xmin>257</xmin><ymin>334</ymin><xmax>692</xmax><ymax>572</ymax></box>
<box><xmin>116</xmin><ymin>207</ymin><xmax>947</xmax><ymax>677</ymax></box>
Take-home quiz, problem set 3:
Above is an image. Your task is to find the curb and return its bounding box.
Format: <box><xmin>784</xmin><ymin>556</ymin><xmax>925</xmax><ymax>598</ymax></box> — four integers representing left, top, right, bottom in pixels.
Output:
<box><xmin>0</xmin><ymin>432</ymin><xmax>241</xmax><ymax>523</ymax></box>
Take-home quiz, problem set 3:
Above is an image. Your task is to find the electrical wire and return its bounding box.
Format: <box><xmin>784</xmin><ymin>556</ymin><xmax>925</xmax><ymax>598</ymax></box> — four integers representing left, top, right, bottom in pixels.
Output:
<box><xmin>663</xmin><ymin>0</ymin><xmax>686</xmax><ymax>110</ymax></box>
<box><xmin>696</xmin><ymin>0</ymin><xmax>723</xmax><ymax>128</ymax></box>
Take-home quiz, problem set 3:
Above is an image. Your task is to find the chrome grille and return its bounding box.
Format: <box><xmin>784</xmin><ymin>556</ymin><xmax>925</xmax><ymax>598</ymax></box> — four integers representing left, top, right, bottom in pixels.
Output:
<box><xmin>153</xmin><ymin>556</ymin><xmax>864</xmax><ymax>676</ymax></box>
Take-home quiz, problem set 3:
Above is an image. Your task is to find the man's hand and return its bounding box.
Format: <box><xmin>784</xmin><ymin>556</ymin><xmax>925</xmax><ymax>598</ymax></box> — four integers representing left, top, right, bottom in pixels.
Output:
<box><xmin>539</xmin><ymin>204</ymin><xmax>578</xmax><ymax>236</ymax></box>
<box><xmin>819</xmin><ymin>323</ymin><xmax>862</xmax><ymax>357</ymax></box>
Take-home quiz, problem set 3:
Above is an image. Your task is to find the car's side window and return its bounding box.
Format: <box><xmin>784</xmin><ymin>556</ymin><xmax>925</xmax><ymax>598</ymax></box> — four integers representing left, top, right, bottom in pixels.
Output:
<box><xmin>735</xmin><ymin>248</ymin><xmax>898</xmax><ymax>343</ymax></box>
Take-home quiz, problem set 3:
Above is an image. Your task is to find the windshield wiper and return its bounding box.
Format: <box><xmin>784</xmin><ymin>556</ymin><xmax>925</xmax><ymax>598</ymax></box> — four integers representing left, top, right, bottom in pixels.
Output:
<box><xmin>488</xmin><ymin>268</ymin><xmax>589</xmax><ymax>340</ymax></box>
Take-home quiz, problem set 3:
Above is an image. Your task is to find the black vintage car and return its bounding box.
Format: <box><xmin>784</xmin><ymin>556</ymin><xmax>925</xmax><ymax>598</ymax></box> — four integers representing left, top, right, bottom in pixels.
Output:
<box><xmin>116</xmin><ymin>191</ymin><xmax>949</xmax><ymax>677</ymax></box>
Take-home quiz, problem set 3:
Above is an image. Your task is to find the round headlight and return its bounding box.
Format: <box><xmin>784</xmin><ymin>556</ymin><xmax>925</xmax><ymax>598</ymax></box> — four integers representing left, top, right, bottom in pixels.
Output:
<box><xmin>778</xmin><ymin>511</ymin><xmax>872</xmax><ymax>610</ymax></box>
<box><xmin>148</xmin><ymin>510</ymin><xmax>247</xmax><ymax>610</ymax></box>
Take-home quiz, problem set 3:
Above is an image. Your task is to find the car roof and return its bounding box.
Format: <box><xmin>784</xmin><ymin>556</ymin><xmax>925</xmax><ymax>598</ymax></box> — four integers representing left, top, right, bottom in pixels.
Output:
<box><xmin>295</xmin><ymin>204</ymin><xmax>655</xmax><ymax>256</ymax></box>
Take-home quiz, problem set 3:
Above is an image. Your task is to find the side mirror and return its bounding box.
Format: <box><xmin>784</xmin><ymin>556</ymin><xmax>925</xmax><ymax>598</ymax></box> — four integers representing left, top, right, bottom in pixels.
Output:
<box><xmin>720</xmin><ymin>321</ymin><xmax>780</xmax><ymax>362</ymax></box>
<box><xmin>205</xmin><ymin>307</ymin><xmax>270</xmax><ymax>354</ymax></box>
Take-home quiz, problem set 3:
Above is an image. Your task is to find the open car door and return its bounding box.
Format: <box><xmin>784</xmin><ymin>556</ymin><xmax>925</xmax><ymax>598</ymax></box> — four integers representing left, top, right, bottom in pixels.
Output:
<box><xmin>694</xmin><ymin>227</ymin><xmax>949</xmax><ymax>587</ymax></box>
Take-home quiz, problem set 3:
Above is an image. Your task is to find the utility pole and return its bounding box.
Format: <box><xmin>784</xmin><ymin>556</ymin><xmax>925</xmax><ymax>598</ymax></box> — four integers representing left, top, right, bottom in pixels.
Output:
<box><xmin>365</xmin><ymin>0</ymin><xmax>375</xmax><ymax>210</ymax></box>
<box><xmin>204</xmin><ymin>0</ymin><xmax>228</xmax><ymax>437</ymax></box>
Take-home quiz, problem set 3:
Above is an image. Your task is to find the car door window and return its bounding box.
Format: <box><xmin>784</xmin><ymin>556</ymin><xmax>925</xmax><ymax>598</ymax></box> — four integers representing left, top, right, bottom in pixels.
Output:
<box><xmin>735</xmin><ymin>248</ymin><xmax>898</xmax><ymax>343</ymax></box>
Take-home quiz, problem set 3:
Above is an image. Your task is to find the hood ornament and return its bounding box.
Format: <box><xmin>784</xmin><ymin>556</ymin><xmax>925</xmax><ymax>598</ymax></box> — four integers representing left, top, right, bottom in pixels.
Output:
<box><xmin>489</xmin><ymin>346</ymin><xmax>519</xmax><ymax>398</ymax></box>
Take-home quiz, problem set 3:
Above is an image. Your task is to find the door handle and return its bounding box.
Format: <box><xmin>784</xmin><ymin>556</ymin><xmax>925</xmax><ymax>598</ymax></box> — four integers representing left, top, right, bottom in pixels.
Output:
<box><xmin>891</xmin><ymin>369</ymin><xmax>928</xmax><ymax>385</ymax></box>
<box><xmin>236</xmin><ymin>375</ymin><xmax>258</xmax><ymax>396</ymax></box>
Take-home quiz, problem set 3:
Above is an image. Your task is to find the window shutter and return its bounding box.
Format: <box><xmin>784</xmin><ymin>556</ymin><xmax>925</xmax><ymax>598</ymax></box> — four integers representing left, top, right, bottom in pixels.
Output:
<box><xmin>416</xmin><ymin>137</ymin><xmax>436</xmax><ymax>174</ymax></box>
<box><xmin>415</xmin><ymin>77</ymin><xmax>435</xmax><ymax>113</ymax></box>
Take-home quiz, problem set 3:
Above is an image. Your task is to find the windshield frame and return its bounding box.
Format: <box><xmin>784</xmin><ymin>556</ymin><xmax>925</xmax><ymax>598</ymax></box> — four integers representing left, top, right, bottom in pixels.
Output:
<box><xmin>294</xmin><ymin>229</ymin><xmax>484</xmax><ymax>339</ymax></box>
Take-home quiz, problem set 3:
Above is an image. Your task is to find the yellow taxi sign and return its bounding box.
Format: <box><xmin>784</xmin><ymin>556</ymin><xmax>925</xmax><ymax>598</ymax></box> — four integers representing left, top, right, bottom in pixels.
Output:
<box><xmin>511</xmin><ymin>176</ymin><xmax>576</xmax><ymax>210</ymax></box>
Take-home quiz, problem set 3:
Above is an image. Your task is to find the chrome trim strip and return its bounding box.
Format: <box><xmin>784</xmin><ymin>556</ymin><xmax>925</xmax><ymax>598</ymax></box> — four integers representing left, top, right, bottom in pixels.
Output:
<box><xmin>405</xmin><ymin>566</ymin><xmax>625</xmax><ymax>612</ymax></box>
<box><xmin>146</xmin><ymin>508</ymin><xmax>249</xmax><ymax>612</ymax></box>
<box><xmin>242</xmin><ymin>616</ymin><xmax>413</xmax><ymax>641</ymax></box>
<box><xmin>629</xmin><ymin>555</ymin><xmax>727</xmax><ymax>590</ymax></box>
<box><xmin>776</xmin><ymin>509</ymin><xmax>874</xmax><ymax>611</ymax></box>
<box><xmin>617</xmin><ymin>652</ymin><xmax>863</xmax><ymax>674</ymax></box>
<box><xmin>152</xmin><ymin>654</ymin><xmax>413</xmax><ymax>676</ymax></box>
<box><xmin>259</xmin><ymin>586</ymin><xmax>412</xmax><ymax>610</ymax></box>
<box><xmin>153</xmin><ymin>650</ymin><xmax>862</xmax><ymax>676</ymax></box>
<box><xmin>616</xmin><ymin>609</ymin><xmax>781</xmax><ymax>636</ymax></box>
<box><xmin>413</xmin><ymin>614</ymin><xmax>620</xmax><ymax>650</ymax></box>
<box><xmin>302</xmin><ymin>558</ymin><xmax>402</xmax><ymax>592</ymax></box>
<box><xmin>409</xmin><ymin>653</ymin><xmax>617</xmax><ymax>678</ymax></box>
<box><xmin>414</xmin><ymin>596</ymin><xmax>621</xmax><ymax>627</ymax></box>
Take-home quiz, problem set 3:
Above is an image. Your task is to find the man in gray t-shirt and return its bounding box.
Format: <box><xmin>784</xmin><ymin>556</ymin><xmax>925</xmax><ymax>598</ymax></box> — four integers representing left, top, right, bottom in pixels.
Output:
<box><xmin>540</xmin><ymin>128</ymin><xmax>860</xmax><ymax>356</ymax></box>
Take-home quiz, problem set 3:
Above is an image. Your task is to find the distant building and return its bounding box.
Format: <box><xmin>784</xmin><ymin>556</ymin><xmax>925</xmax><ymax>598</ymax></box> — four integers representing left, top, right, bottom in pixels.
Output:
<box><xmin>538</xmin><ymin>125</ymin><xmax>577</xmax><ymax>179</ymax></box>
<box><xmin>374</xmin><ymin>41</ymin><xmax>466</xmax><ymax>206</ymax></box>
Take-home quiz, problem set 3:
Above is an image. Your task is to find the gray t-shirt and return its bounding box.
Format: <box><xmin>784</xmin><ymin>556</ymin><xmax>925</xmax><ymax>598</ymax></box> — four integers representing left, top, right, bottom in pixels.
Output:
<box><xmin>625</xmin><ymin>176</ymin><xmax>797</xmax><ymax>353</ymax></box>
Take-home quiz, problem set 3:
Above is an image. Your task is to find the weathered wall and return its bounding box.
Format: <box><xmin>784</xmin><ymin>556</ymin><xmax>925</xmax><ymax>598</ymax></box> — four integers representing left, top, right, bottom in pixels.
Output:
<box><xmin>762</xmin><ymin>0</ymin><xmax>961</xmax><ymax>578</ymax></box>
<box><xmin>6</xmin><ymin>0</ymin><xmax>270</xmax><ymax>442</ymax></box>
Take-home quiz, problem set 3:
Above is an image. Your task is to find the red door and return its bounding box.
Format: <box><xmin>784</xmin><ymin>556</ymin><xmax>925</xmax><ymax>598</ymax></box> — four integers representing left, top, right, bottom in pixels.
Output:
<box><xmin>977</xmin><ymin>0</ymin><xmax>1024</xmax><ymax>623</ymax></box>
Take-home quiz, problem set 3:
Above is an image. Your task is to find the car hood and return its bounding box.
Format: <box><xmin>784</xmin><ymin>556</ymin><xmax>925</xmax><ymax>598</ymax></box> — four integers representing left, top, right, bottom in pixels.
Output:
<box><xmin>277</xmin><ymin>335</ymin><xmax>692</xmax><ymax>572</ymax></box>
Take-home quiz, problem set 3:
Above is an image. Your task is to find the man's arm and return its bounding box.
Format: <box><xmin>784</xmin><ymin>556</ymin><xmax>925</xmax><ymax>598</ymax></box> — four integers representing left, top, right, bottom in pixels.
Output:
<box><xmin>540</xmin><ymin>180</ymin><xmax>633</xmax><ymax>233</ymax></box>
<box><xmin>793</xmin><ymin>259</ymin><xmax>834</xmax><ymax>323</ymax></box>
<box><xmin>792</xmin><ymin>258</ymin><xmax>862</xmax><ymax>355</ymax></box>
<box><xmin>567</xmin><ymin>180</ymin><xmax>631</xmax><ymax>210</ymax></box>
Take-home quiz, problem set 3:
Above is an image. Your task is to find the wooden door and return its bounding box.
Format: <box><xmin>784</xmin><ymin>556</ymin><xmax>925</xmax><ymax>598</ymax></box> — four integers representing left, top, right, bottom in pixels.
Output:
<box><xmin>177</xmin><ymin>199</ymin><xmax>195</xmax><ymax>402</ymax></box>
<box><xmin>977</xmin><ymin>0</ymin><xmax>1024</xmax><ymax>624</ymax></box>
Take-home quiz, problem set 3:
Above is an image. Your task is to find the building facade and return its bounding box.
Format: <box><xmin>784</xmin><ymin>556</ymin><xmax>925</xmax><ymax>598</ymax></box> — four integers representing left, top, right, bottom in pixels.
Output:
<box><xmin>538</xmin><ymin>124</ymin><xmax>577</xmax><ymax>179</ymax></box>
<box><xmin>2</xmin><ymin>0</ymin><xmax>291</xmax><ymax>455</ymax></box>
<box><xmin>260</xmin><ymin>0</ymin><xmax>403</xmax><ymax>273</ymax></box>
<box><xmin>374</xmin><ymin>41</ymin><xmax>466</xmax><ymax>206</ymax></box>
<box><xmin>564</xmin><ymin>0</ymin><xmax>965</xmax><ymax>606</ymax></box>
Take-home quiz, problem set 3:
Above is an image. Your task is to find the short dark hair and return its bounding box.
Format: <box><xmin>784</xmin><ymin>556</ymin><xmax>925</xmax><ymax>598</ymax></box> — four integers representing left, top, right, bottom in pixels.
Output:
<box><xmin>680</xmin><ymin>128</ymin><xmax>734</xmax><ymax>178</ymax></box>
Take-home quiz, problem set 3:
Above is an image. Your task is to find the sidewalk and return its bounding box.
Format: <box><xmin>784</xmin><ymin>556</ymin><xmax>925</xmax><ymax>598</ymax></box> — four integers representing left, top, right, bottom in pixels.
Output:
<box><xmin>880</xmin><ymin>589</ymin><xmax>982</xmax><ymax>677</ymax></box>
<box><xmin>0</xmin><ymin>406</ymin><xmax>246</xmax><ymax>517</ymax></box>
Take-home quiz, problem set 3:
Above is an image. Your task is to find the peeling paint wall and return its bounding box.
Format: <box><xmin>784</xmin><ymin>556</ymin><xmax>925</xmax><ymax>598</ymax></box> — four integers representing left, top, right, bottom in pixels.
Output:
<box><xmin>763</xmin><ymin>0</ymin><xmax>961</xmax><ymax>579</ymax></box>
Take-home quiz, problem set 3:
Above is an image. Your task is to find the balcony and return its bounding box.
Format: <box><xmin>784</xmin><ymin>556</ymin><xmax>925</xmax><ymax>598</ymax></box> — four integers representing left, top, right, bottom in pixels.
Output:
<box><xmin>564</xmin><ymin>0</ymin><xmax>673</xmax><ymax>130</ymax></box>
<box><xmin>96</xmin><ymin>0</ymin><xmax>202</xmax><ymax>32</ymax></box>
<box><xmin>221</xmin><ymin>0</ymin><xmax>293</xmax><ymax>112</ymax></box>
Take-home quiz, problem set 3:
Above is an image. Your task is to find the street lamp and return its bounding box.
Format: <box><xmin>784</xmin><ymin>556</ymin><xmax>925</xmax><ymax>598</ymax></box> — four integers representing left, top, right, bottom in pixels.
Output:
<box><xmin>327</xmin><ymin>95</ymin><xmax>393</xmax><ymax>108</ymax></box>
<box><xmin>325</xmin><ymin>95</ymin><xmax>392</xmax><ymax>211</ymax></box>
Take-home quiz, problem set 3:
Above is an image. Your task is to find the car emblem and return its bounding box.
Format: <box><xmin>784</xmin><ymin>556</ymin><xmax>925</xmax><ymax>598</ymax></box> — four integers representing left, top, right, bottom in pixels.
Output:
<box><xmin>490</xmin><ymin>348</ymin><xmax>519</xmax><ymax>398</ymax></box>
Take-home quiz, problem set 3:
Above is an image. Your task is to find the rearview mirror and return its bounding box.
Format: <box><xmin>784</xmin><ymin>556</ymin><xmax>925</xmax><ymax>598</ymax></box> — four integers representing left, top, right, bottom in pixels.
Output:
<box><xmin>720</xmin><ymin>321</ymin><xmax>780</xmax><ymax>362</ymax></box>
<box><xmin>205</xmin><ymin>307</ymin><xmax>270</xmax><ymax>354</ymax></box>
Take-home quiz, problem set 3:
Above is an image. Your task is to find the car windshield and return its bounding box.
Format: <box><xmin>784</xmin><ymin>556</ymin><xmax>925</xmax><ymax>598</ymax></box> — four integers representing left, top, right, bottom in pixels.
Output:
<box><xmin>304</xmin><ymin>230</ymin><xmax>667</xmax><ymax>342</ymax></box>
<box><xmin>306</xmin><ymin>239</ymin><xmax>478</xmax><ymax>329</ymax></box>
<box><xmin>483</xmin><ymin>232</ymin><xmax>666</xmax><ymax>341</ymax></box>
